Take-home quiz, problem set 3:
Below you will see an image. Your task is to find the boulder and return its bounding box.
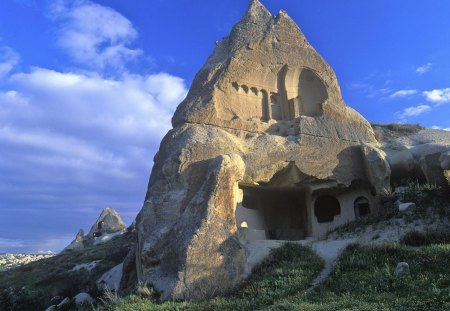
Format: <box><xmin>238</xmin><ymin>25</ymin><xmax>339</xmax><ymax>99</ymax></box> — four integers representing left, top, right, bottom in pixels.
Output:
<box><xmin>49</xmin><ymin>296</ymin><xmax>64</xmax><ymax>305</ymax></box>
<box><xmin>395</xmin><ymin>262</ymin><xmax>410</xmax><ymax>275</ymax></box>
<box><xmin>398</xmin><ymin>202</ymin><xmax>415</xmax><ymax>212</ymax></box>
<box><xmin>420</xmin><ymin>153</ymin><xmax>449</xmax><ymax>188</ymax></box>
<box><xmin>56</xmin><ymin>297</ymin><xmax>70</xmax><ymax>309</ymax></box>
<box><xmin>135</xmin><ymin>0</ymin><xmax>390</xmax><ymax>300</ymax></box>
<box><xmin>361</xmin><ymin>144</ymin><xmax>391</xmax><ymax>195</ymax></box>
<box><xmin>73</xmin><ymin>292</ymin><xmax>95</xmax><ymax>305</ymax></box>
<box><xmin>97</xmin><ymin>263</ymin><xmax>124</xmax><ymax>292</ymax></box>
<box><xmin>44</xmin><ymin>305</ymin><xmax>56</xmax><ymax>311</ymax></box>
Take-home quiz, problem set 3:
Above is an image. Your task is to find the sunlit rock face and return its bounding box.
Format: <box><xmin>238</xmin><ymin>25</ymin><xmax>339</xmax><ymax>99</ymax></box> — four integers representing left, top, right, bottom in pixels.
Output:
<box><xmin>135</xmin><ymin>0</ymin><xmax>390</xmax><ymax>300</ymax></box>
<box><xmin>64</xmin><ymin>207</ymin><xmax>127</xmax><ymax>251</ymax></box>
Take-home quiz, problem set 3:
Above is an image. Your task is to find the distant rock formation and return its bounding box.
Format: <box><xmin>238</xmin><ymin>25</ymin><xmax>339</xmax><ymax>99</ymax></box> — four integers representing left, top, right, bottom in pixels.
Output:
<box><xmin>135</xmin><ymin>0</ymin><xmax>391</xmax><ymax>300</ymax></box>
<box><xmin>64</xmin><ymin>207</ymin><xmax>127</xmax><ymax>251</ymax></box>
<box><xmin>64</xmin><ymin>229</ymin><xmax>85</xmax><ymax>251</ymax></box>
<box><xmin>373</xmin><ymin>124</ymin><xmax>450</xmax><ymax>190</ymax></box>
<box><xmin>87</xmin><ymin>207</ymin><xmax>127</xmax><ymax>239</ymax></box>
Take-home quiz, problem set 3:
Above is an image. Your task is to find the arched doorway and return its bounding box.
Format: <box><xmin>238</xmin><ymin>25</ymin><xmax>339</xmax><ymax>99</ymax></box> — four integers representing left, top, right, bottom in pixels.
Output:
<box><xmin>314</xmin><ymin>195</ymin><xmax>340</xmax><ymax>223</ymax></box>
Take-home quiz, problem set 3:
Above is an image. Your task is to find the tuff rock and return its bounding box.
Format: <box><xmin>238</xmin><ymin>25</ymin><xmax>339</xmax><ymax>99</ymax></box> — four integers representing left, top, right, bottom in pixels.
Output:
<box><xmin>63</xmin><ymin>207</ymin><xmax>127</xmax><ymax>251</ymax></box>
<box><xmin>373</xmin><ymin>124</ymin><xmax>450</xmax><ymax>189</ymax></box>
<box><xmin>135</xmin><ymin>0</ymin><xmax>393</xmax><ymax>300</ymax></box>
<box><xmin>87</xmin><ymin>207</ymin><xmax>127</xmax><ymax>239</ymax></box>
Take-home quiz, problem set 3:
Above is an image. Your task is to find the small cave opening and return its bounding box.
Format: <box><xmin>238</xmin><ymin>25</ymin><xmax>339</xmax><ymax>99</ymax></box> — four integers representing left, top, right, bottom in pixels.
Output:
<box><xmin>354</xmin><ymin>196</ymin><xmax>370</xmax><ymax>220</ymax></box>
<box><xmin>236</xmin><ymin>184</ymin><xmax>308</xmax><ymax>240</ymax></box>
<box><xmin>314</xmin><ymin>195</ymin><xmax>340</xmax><ymax>223</ymax></box>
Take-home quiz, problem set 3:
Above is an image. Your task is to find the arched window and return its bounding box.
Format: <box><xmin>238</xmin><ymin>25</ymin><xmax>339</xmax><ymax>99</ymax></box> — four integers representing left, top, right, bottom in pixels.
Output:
<box><xmin>314</xmin><ymin>195</ymin><xmax>340</xmax><ymax>223</ymax></box>
<box><xmin>354</xmin><ymin>197</ymin><xmax>370</xmax><ymax>219</ymax></box>
<box><xmin>298</xmin><ymin>69</ymin><xmax>327</xmax><ymax>117</ymax></box>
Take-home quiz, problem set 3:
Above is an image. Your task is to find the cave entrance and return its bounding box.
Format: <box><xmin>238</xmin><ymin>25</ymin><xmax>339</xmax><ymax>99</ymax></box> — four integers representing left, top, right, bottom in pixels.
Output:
<box><xmin>236</xmin><ymin>184</ymin><xmax>308</xmax><ymax>240</ymax></box>
<box><xmin>314</xmin><ymin>195</ymin><xmax>341</xmax><ymax>223</ymax></box>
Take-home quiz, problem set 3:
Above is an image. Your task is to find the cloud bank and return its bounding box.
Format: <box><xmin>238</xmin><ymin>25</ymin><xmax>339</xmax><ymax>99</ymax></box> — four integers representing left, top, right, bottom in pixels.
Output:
<box><xmin>49</xmin><ymin>0</ymin><xmax>142</xmax><ymax>72</ymax></box>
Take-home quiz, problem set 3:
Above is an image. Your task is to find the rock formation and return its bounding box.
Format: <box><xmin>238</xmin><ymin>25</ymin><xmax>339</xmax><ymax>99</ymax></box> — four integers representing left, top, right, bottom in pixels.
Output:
<box><xmin>373</xmin><ymin>124</ymin><xmax>450</xmax><ymax>190</ymax></box>
<box><xmin>135</xmin><ymin>0</ymin><xmax>391</xmax><ymax>300</ymax></box>
<box><xmin>64</xmin><ymin>229</ymin><xmax>85</xmax><ymax>251</ymax></box>
<box><xmin>64</xmin><ymin>207</ymin><xmax>127</xmax><ymax>251</ymax></box>
<box><xmin>87</xmin><ymin>207</ymin><xmax>127</xmax><ymax>239</ymax></box>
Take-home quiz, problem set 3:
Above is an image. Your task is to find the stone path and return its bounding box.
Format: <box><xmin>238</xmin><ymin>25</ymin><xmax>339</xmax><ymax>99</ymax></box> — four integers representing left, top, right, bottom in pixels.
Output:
<box><xmin>306</xmin><ymin>238</ymin><xmax>357</xmax><ymax>291</ymax></box>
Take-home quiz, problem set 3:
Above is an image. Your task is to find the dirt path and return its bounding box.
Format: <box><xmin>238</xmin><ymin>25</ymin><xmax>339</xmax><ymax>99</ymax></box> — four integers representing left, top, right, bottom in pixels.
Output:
<box><xmin>306</xmin><ymin>238</ymin><xmax>357</xmax><ymax>291</ymax></box>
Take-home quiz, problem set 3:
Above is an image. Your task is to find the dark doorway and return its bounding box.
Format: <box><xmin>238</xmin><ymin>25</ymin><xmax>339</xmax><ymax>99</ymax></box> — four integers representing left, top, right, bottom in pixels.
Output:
<box><xmin>239</xmin><ymin>185</ymin><xmax>308</xmax><ymax>240</ymax></box>
<box><xmin>314</xmin><ymin>195</ymin><xmax>340</xmax><ymax>223</ymax></box>
<box><xmin>354</xmin><ymin>197</ymin><xmax>370</xmax><ymax>219</ymax></box>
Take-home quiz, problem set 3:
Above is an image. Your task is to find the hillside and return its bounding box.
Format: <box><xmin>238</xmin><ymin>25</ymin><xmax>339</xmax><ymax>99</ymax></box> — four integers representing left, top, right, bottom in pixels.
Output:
<box><xmin>0</xmin><ymin>253</ymin><xmax>54</xmax><ymax>272</ymax></box>
<box><xmin>1</xmin><ymin>179</ymin><xmax>449</xmax><ymax>310</ymax></box>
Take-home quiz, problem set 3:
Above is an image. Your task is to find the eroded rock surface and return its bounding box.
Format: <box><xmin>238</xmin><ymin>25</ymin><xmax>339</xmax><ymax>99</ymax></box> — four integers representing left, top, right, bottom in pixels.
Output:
<box><xmin>87</xmin><ymin>207</ymin><xmax>127</xmax><ymax>239</ymax></box>
<box><xmin>136</xmin><ymin>0</ymin><xmax>390</xmax><ymax>300</ymax></box>
<box><xmin>373</xmin><ymin>124</ymin><xmax>450</xmax><ymax>189</ymax></box>
<box><xmin>64</xmin><ymin>207</ymin><xmax>127</xmax><ymax>252</ymax></box>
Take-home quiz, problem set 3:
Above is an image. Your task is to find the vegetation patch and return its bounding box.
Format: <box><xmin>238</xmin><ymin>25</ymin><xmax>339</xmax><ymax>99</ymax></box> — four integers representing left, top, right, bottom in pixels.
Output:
<box><xmin>401</xmin><ymin>229</ymin><xmax>450</xmax><ymax>246</ymax></box>
<box><xmin>6</xmin><ymin>239</ymin><xmax>450</xmax><ymax>311</ymax></box>
<box><xmin>89</xmin><ymin>243</ymin><xmax>450</xmax><ymax>311</ymax></box>
<box><xmin>371</xmin><ymin>123</ymin><xmax>424</xmax><ymax>143</ymax></box>
<box><xmin>270</xmin><ymin>243</ymin><xmax>450</xmax><ymax>311</ymax></box>
<box><xmin>95</xmin><ymin>243</ymin><xmax>324</xmax><ymax>311</ymax></box>
<box><xmin>0</xmin><ymin>232</ymin><xmax>134</xmax><ymax>311</ymax></box>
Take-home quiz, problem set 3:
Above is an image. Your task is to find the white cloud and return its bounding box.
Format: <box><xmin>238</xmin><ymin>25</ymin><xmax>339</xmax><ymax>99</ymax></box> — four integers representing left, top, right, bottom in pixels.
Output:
<box><xmin>423</xmin><ymin>88</ymin><xmax>450</xmax><ymax>105</ymax></box>
<box><xmin>396</xmin><ymin>104</ymin><xmax>431</xmax><ymax>122</ymax></box>
<box><xmin>416</xmin><ymin>63</ymin><xmax>432</xmax><ymax>75</ymax></box>
<box><xmin>389</xmin><ymin>89</ymin><xmax>417</xmax><ymax>99</ymax></box>
<box><xmin>431</xmin><ymin>125</ymin><xmax>450</xmax><ymax>131</ymax></box>
<box><xmin>0</xmin><ymin>46</ymin><xmax>19</xmax><ymax>78</ymax></box>
<box><xmin>5</xmin><ymin>67</ymin><xmax>187</xmax><ymax>175</ymax></box>
<box><xmin>49</xmin><ymin>0</ymin><xmax>141</xmax><ymax>71</ymax></box>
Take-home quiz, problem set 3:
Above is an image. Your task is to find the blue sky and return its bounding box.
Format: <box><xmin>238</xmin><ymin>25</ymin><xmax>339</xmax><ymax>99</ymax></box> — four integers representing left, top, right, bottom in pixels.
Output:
<box><xmin>0</xmin><ymin>0</ymin><xmax>449</xmax><ymax>253</ymax></box>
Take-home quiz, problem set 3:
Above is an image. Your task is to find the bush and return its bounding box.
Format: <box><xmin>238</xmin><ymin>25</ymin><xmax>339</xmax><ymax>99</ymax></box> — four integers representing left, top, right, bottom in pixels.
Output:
<box><xmin>401</xmin><ymin>229</ymin><xmax>450</xmax><ymax>246</ymax></box>
<box><xmin>0</xmin><ymin>287</ymin><xmax>46</xmax><ymax>311</ymax></box>
<box><xmin>397</xmin><ymin>181</ymin><xmax>450</xmax><ymax>215</ymax></box>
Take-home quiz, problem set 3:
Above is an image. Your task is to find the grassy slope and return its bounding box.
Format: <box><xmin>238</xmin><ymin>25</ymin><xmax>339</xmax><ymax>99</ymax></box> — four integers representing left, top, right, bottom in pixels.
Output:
<box><xmin>96</xmin><ymin>243</ymin><xmax>324</xmax><ymax>311</ymax></box>
<box><xmin>276</xmin><ymin>243</ymin><xmax>450</xmax><ymax>311</ymax></box>
<box><xmin>0</xmin><ymin>232</ymin><xmax>134</xmax><ymax>311</ymax></box>
<box><xmin>94</xmin><ymin>238</ymin><xmax>450</xmax><ymax>311</ymax></box>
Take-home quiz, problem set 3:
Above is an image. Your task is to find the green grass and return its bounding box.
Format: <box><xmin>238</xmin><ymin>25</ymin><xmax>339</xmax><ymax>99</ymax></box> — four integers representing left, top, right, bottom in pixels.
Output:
<box><xmin>92</xmin><ymin>242</ymin><xmax>450</xmax><ymax>311</ymax></box>
<box><xmin>4</xmin><ymin>230</ymin><xmax>450</xmax><ymax>311</ymax></box>
<box><xmin>272</xmin><ymin>244</ymin><xmax>450</xmax><ymax>311</ymax></box>
<box><xmin>94</xmin><ymin>243</ymin><xmax>324</xmax><ymax>311</ymax></box>
<box><xmin>401</xmin><ymin>229</ymin><xmax>450</xmax><ymax>246</ymax></box>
